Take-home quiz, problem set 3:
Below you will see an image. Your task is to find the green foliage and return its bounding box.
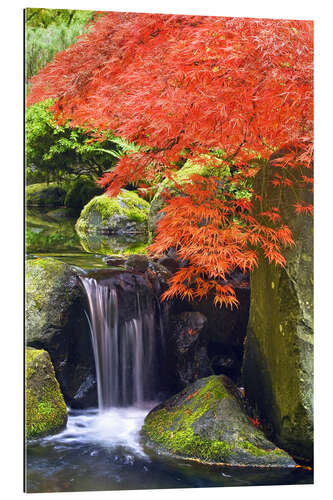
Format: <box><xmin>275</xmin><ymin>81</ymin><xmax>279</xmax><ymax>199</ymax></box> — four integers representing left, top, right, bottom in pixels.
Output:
<box><xmin>25</xmin><ymin>8</ymin><xmax>94</xmax><ymax>28</ymax></box>
<box><xmin>25</xmin><ymin>100</ymin><xmax>122</xmax><ymax>182</ymax></box>
<box><xmin>26</xmin><ymin>220</ymin><xmax>81</xmax><ymax>254</ymax></box>
<box><xmin>25</xmin><ymin>8</ymin><xmax>94</xmax><ymax>81</ymax></box>
<box><xmin>26</xmin><ymin>207</ymin><xmax>149</xmax><ymax>258</ymax></box>
<box><xmin>64</xmin><ymin>176</ymin><xmax>103</xmax><ymax>210</ymax></box>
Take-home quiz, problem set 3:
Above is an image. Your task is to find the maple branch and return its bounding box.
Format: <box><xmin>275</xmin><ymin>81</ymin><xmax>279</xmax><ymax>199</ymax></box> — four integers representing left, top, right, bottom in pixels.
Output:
<box><xmin>152</xmin><ymin>134</ymin><xmax>182</xmax><ymax>154</ymax></box>
<box><xmin>225</xmin><ymin>115</ymin><xmax>255</xmax><ymax>163</ymax></box>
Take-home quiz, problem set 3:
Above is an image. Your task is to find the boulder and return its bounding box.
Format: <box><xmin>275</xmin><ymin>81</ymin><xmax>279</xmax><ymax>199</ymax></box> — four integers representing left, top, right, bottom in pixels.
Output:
<box><xmin>25</xmin><ymin>347</ymin><xmax>67</xmax><ymax>439</ymax></box>
<box><xmin>188</xmin><ymin>277</ymin><xmax>250</xmax><ymax>352</ymax></box>
<box><xmin>26</xmin><ymin>182</ymin><xmax>66</xmax><ymax>206</ymax></box>
<box><xmin>242</xmin><ymin>150</ymin><xmax>313</xmax><ymax>463</ymax></box>
<box><xmin>104</xmin><ymin>256</ymin><xmax>127</xmax><ymax>267</ymax></box>
<box><xmin>75</xmin><ymin>190</ymin><xmax>150</xmax><ymax>236</ymax></box>
<box><xmin>141</xmin><ymin>375</ymin><xmax>295</xmax><ymax>467</ymax></box>
<box><xmin>170</xmin><ymin>271</ymin><xmax>250</xmax><ymax>383</ymax></box>
<box><xmin>157</xmin><ymin>255</ymin><xmax>179</xmax><ymax>274</ymax></box>
<box><xmin>125</xmin><ymin>254</ymin><xmax>149</xmax><ymax>273</ymax></box>
<box><xmin>145</xmin><ymin>260</ymin><xmax>173</xmax><ymax>296</ymax></box>
<box><xmin>167</xmin><ymin>312</ymin><xmax>213</xmax><ymax>390</ymax></box>
<box><xmin>25</xmin><ymin>257</ymin><xmax>96</xmax><ymax>408</ymax></box>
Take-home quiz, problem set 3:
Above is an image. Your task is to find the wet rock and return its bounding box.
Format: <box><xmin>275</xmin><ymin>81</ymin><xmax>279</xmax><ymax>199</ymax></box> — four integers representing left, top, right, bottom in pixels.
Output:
<box><xmin>167</xmin><ymin>312</ymin><xmax>213</xmax><ymax>390</ymax></box>
<box><xmin>25</xmin><ymin>257</ymin><xmax>96</xmax><ymax>408</ymax></box>
<box><xmin>157</xmin><ymin>255</ymin><xmax>179</xmax><ymax>274</ymax></box>
<box><xmin>104</xmin><ymin>256</ymin><xmax>126</xmax><ymax>267</ymax></box>
<box><xmin>145</xmin><ymin>260</ymin><xmax>173</xmax><ymax>295</ymax></box>
<box><xmin>83</xmin><ymin>268</ymin><xmax>160</xmax><ymax>325</ymax></box>
<box><xmin>25</xmin><ymin>347</ymin><xmax>67</xmax><ymax>439</ymax></box>
<box><xmin>71</xmin><ymin>374</ymin><xmax>97</xmax><ymax>408</ymax></box>
<box><xmin>211</xmin><ymin>352</ymin><xmax>237</xmax><ymax>378</ymax></box>
<box><xmin>125</xmin><ymin>254</ymin><xmax>149</xmax><ymax>273</ymax></box>
<box><xmin>141</xmin><ymin>375</ymin><xmax>296</xmax><ymax>467</ymax></box>
<box><xmin>242</xmin><ymin>152</ymin><xmax>314</xmax><ymax>463</ymax></box>
<box><xmin>173</xmin><ymin>312</ymin><xmax>207</xmax><ymax>353</ymax></box>
<box><xmin>169</xmin><ymin>271</ymin><xmax>250</xmax><ymax>383</ymax></box>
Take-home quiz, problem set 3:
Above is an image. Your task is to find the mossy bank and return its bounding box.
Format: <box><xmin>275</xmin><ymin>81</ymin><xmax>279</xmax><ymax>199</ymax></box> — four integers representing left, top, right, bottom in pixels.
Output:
<box><xmin>26</xmin><ymin>347</ymin><xmax>68</xmax><ymax>439</ymax></box>
<box><xmin>26</xmin><ymin>182</ymin><xmax>66</xmax><ymax>206</ymax></box>
<box><xmin>141</xmin><ymin>375</ymin><xmax>295</xmax><ymax>467</ymax></box>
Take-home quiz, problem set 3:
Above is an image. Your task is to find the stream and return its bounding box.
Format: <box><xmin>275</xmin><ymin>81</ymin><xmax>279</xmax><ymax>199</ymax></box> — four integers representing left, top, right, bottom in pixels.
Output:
<box><xmin>25</xmin><ymin>208</ymin><xmax>313</xmax><ymax>492</ymax></box>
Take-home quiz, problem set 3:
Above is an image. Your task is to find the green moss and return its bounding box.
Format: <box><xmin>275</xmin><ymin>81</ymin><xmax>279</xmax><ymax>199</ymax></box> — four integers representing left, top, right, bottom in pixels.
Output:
<box><xmin>25</xmin><ymin>257</ymin><xmax>80</xmax><ymax>344</ymax></box>
<box><xmin>242</xmin><ymin>160</ymin><xmax>313</xmax><ymax>462</ymax></box>
<box><xmin>142</xmin><ymin>375</ymin><xmax>294</xmax><ymax>466</ymax></box>
<box><xmin>26</xmin><ymin>182</ymin><xmax>66</xmax><ymax>206</ymax></box>
<box><xmin>25</xmin><ymin>348</ymin><xmax>67</xmax><ymax>439</ymax></box>
<box><xmin>142</xmin><ymin>376</ymin><xmax>234</xmax><ymax>462</ymax></box>
<box><xmin>75</xmin><ymin>190</ymin><xmax>150</xmax><ymax>234</ymax></box>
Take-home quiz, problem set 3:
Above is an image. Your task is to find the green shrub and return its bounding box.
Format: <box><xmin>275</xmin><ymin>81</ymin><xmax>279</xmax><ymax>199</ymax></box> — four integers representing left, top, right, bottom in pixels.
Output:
<box><xmin>25</xmin><ymin>100</ymin><xmax>120</xmax><ymax>182</ymax></box>
<box><xmin>25</xmin><ymin>9</ymin><xmax>94</xmax><ymax>81</ymax></box>
<box><xmin>64</xmin><ymin>176</ymin><xmax>103</xmax><ymax>210</ymax></box>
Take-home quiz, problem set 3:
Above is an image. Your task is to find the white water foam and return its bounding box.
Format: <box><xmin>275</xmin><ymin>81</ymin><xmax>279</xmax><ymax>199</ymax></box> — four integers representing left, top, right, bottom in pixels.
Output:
<box><xmin>42</xmin><ymin>406</ymin><xmax>156</xmax><ymax>456</ymax></box>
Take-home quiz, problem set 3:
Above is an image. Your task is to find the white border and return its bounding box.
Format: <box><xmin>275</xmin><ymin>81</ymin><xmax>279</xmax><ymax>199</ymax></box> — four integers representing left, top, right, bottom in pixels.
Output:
<box><xmin>2</xmin><ymin>1</ymin><xmax>331</xmax><ymax>499</ymax></box>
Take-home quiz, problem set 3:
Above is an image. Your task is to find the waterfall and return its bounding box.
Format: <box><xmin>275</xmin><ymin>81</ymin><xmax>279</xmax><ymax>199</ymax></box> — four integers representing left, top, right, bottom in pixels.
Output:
<box><xmin>79</xmin><ymin>273</ymin><xmax>166</xmax><ymax>411</ymax></box>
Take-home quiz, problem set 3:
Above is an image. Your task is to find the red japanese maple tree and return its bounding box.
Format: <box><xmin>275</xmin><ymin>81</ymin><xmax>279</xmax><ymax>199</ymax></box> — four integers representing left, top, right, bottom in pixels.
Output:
<box><xmin>27</xmin><ymin>11</ymin><xmax>314</xmax><ymax>307</ymax></box>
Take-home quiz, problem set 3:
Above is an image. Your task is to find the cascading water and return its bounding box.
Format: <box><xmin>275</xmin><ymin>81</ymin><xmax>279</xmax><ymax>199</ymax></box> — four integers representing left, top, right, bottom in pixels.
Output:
<box><xmin>79</xmin><ymin>273</ymin><xmax>165</xmax><ymax>411</ymax></box>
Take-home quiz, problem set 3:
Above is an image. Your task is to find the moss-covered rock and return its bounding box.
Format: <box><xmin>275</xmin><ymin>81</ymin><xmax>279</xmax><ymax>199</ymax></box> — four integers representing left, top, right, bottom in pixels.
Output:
<box><xmin>64</xmin><ymin>176</ymin><xmax>103</xmax><ymax>211</ymax></box>
<box><xmin>26</xmin><ymin>182</ymin><xmax>66</xmax><ymax>206</ymax></box>
<box><xmin>75</xmin><ymin>190</ymin><xmax>150</xmax><ymax>236</ymax></box>
<box><xmin>26</xmin><ymin>257</ymin><xmax>81</xmax><ymax>345</ymax></box>
<box><xmin>242</xmin><ymin>149</ymin><xmax>313</xmax><ymax>463</ymax></box>
<box><xmin>148</xmin><ymin>157</ymin><xmax>230</xmax><ymax>233</ymax></box>
<box><xmin>141</xmin><ymin>375</ymin><xmax>295</xmax><ymax>467</ymax></box>
<box><xmin>25</xmin><ymin>257</ymin><xmax>96</xmax><ymax>408</ymax></box>
<box><xmin>25</xmin><ymin>347</ymin><xmax>67</xmax><ymax>439</ymax></box>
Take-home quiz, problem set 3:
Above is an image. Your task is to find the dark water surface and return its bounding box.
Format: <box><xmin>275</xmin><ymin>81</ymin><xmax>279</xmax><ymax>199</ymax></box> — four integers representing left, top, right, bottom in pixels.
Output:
<box><xmin>26</xmin><ymin>408</ymin><xmax>313</xmax><ymax>493</ymax></box>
